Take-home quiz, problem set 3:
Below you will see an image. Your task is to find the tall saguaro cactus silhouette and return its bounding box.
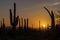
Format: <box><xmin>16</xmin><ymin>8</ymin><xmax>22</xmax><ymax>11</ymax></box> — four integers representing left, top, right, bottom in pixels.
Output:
<box><xmin>44</xmin><ymin>7</ymin><xmax>55</xmax><ymax>31</ymax></box>
<box><xmin>9</xmin><ymin>3</ymin><xmax>19</xmax><ymax>31</ymax></box>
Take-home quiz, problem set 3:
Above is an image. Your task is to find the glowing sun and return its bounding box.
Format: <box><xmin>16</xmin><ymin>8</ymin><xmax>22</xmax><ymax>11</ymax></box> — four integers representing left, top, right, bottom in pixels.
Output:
<box><xmin>43</xmin><ymin>24</ymin><xmax>46</xmax><ymax>28</ymax></box>
<box><xmin>42</xmin><ymin>24</ymin><xmax>47</xmax><ymax>29</ymax></box>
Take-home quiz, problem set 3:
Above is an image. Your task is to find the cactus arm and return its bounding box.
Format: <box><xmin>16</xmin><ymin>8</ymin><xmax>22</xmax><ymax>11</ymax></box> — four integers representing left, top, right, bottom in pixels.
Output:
<box><xmin>44</xmin><ymin>7</ymin><xmax>51</xmax><ymax>17</ymax></box>
<box><xmin>15</xmin><ymin>16</ymin><xmax>19</xmax><ymax>26</ymax></box>
<box><xmin>51</xmin><ymin>11</ymin><xmax>54</xmax><ymax>18</ymax></box>
<box><xmin>9</xmin><ymin>9</ymin><xmax>13</xmax><ymax>25</ymax></box>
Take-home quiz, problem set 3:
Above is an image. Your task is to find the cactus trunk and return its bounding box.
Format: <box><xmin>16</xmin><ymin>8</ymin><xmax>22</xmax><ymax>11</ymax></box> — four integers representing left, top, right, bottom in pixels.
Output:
<box><xmin>51</xmin><ymin>11</ymin><xmax>55</xmax><ymax>30</ymax></box>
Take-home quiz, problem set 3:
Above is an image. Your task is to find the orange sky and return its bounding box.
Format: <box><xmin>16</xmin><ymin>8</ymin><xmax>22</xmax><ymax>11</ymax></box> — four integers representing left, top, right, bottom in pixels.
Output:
<box><xmin>0</xmin><ymin>0</ymin><xmax>60</xmax><ymax>29</ymax></box>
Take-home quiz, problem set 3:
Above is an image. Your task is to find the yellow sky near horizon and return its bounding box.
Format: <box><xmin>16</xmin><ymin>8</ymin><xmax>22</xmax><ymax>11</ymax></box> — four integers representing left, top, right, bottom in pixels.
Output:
<box><xmin>0</xmin><ymin>0</ymin><xmax>60</xmax><ymax>30</ymax></box>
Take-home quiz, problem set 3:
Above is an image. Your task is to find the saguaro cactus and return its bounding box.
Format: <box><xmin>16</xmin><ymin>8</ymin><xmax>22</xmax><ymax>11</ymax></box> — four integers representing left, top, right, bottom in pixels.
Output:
<box><xmin>1</xmin><ymin>18</ymin><xmax>5</xmax><ymax>32</ymax></box>
<box><xmin>24</xmin><ymin>19</ymin><xmax>26</xmax><ymax>30</ymax></box>
<box><xmin>19</xmin><ymin>19</ymin><xmax>20</xmax><ymax>30</ymax></box>
<box><xmin>2</xmin><ymin>18</ymin><xmax>5</xmax><ymax>28</ymax></box>
<box><xmin>1</xmin><ymin>21</ymin><xmax>2</xmax><ymax>28</ymax></box>
<box><xmin>21</xmin><ymin>18</ymin><xmax>23</xmax><ymax>27</ymax></box>
<box><xmin>44</xmin><ymin>7</ymin><xmax>55</xmax><ymax>31</ymax></box>
<box><xmin>9</xmin><ymin>3</ymin><xmax>19</xmax><ymax>31</ymax></box>
<box><xmin>19</xmin><ymin>18</ymin><xmax>20</xmax><ymax>27</ymax></box>
<box><xmin>26</xmin><ymin>18</ymin><xmax>28</xmax><ymax>29</ymax></box>
<box><xmin>39</xmin><ymin>20</ymin><xmax>40</xmax><ymax>30</ymax></box>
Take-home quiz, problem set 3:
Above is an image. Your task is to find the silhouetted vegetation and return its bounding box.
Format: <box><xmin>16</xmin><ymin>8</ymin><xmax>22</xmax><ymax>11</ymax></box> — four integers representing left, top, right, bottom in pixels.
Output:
<box><xmin>44</xmin><ymin>7</ymin><xmax>55</xmax><ymax>31</ymax></box>
<box><xmin>0</xmin><ymin>3</ymin><xmax>60</xmax><ymax>40</ymax></box>
<box><xmin>9</xmin><ymin>3</ymin><xmax>19</xmax><ymax>32</ymax></box>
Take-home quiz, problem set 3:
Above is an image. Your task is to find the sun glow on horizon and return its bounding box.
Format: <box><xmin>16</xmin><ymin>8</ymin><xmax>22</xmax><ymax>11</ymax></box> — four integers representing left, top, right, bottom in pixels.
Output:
<box><xmin>40</xmin><ymin>23</ymin><xmax>48</xmax><ymax>30</ymax></box>
<box><xmin>43</xmin><ymin>24</ymin><xmax>46</xmax><ymax>28</ymax></box>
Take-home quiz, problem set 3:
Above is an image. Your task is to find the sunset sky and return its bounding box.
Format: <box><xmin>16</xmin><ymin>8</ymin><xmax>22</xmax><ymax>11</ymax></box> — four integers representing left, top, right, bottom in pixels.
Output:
<box><xmin>0</xmin><ymin>0</ymin><xmax>60</xmax><ymax>28</ymax></box>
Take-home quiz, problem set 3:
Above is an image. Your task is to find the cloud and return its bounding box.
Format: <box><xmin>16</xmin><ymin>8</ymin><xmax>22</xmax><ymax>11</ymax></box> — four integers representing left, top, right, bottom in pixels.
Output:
<box><xmin>52</xmin><ymin>2</ymin><xmax>60</xmax><ymax>6</ymax></box>
<box><xmin>43</xmin><ymin>2</ymin><xmax>60</xmax><ymax>7</ymax></box>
